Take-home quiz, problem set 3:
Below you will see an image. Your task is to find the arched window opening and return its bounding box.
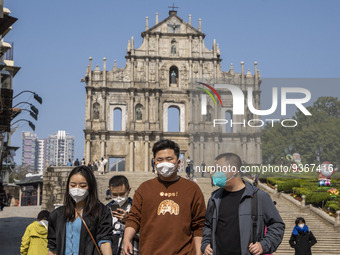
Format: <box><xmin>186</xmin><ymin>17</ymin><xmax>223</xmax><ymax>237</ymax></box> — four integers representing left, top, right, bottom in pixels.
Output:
<box><xmin>113</xmin><ymin>108</ymin><xmax>122</xmax><ymax>131</ymax></box>
<box><xmin>168</xmin><ymin>106</ymin><xmax>180</xmax><ymax>132</ymax></box>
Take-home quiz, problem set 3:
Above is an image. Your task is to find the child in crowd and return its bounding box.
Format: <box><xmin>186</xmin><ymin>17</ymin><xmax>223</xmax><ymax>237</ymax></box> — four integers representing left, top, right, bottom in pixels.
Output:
<box><xmin>106</xmin><ymin>175</ymin><xmax>139</xmax><ymax>255</ymax></box>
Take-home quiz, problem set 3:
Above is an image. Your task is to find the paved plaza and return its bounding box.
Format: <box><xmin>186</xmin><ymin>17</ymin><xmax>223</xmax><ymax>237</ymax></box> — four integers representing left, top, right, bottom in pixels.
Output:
<box><xmin>0</xmin><ymin>206</ymin><xmax>42</xmax><ymax>255</ymax></box>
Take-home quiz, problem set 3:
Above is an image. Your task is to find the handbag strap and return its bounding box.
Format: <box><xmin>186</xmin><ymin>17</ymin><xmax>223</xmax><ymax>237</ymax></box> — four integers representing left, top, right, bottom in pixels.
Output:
<box><xmin>251</xmin><ymin>191</ymin><xmax>258</xmax><ymax>244</ymax></box>
<box><xmin>75</xmin><ymin>208</ymin><xmax>102</xmax><ymax>255</ymax></box>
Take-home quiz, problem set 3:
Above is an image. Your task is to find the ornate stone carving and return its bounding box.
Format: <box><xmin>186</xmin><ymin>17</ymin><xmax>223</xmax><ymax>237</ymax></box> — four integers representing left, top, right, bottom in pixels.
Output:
<box><xmin>149</xmin><ymin>62</ymin><xmax>156</xmax><ymax>81</ymax></box>
<box><xmin>192</xmin><ymin>39</ymin><xmax>199</xmax><ymax>53</ymax></box>
<box><xmin>123</xmin><ymin>63</ymin><xmax>131</xmax><ymax>81</ymax></box>
<box><xmin>136</xmin><ymin>62</ymin><xmax>145</xmax><ymax>82</ymax></box>
<box><xmin>149</xmin><ymin>38</ymin><xmax>156</xmax><ymax>51</ymax></box>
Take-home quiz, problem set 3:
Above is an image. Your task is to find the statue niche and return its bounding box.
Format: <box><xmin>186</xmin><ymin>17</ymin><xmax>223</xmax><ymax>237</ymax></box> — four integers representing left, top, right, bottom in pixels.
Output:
<box><xmin>136</xmin><ymin>104</ymin><xmax>143</xmax><ymax>121</ymax></box>
<box><xmin>169</xmin><ymin>66</ymin><xmax>179</xmax><ymax>86</ymax></box>
<box><xmin>171</xmin><ymin>39</ymin><xmax>176</xmax><ymax>56</ymax></box>
<box><xmin>93</xmin><ymin>102</ymin><xmax>100</xmax><ymax>120</ymax></box>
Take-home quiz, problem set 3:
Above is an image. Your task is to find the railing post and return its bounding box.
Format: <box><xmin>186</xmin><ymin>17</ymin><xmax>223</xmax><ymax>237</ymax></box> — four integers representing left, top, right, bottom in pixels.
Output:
<box><xmin>301</xmin><ymin>195</ymin><xmax>306</xmax><ymax>207</ymax></box>
<box><xmin>335</xmin><ymin>210</ymin><xmax>340</xmax><ymax>232</ymax></box>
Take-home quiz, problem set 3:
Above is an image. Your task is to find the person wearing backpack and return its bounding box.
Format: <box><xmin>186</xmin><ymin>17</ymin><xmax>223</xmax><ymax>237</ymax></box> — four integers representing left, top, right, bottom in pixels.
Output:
<box><xmin>201</xmin><ymin>153</ymin><xmax>285</xmax><ymax>255</ymax></box>
<box><xmin>289</xmin><ymin>217</ymin><xmax>317</xmax><ymax>255</ymax></box>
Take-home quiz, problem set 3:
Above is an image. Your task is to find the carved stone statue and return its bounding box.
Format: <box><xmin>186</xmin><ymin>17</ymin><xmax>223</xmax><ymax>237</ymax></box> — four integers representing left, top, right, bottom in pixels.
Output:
<box><xmin>93</xmin><ymin>103</ymin><xmax>100</xmax><ymax>119</ymax></box>
<box><xmin>206</xmin><ymin>109</ymin><xmax>211</xmax><ymax>122</ymax></box>
<box><xmin>171</xmin><ymin>44</ymin><xmax>176</xmax><ymax>55</ymax></box>
<box><xmin>136</xmin><ymin>107</ymin><xmax>142</xmax><ymax>120</ymax></box>
<box><xmin>171</xmin><ymin>71</ymin><xmax>177</xmax><ymax>84</ymax></box>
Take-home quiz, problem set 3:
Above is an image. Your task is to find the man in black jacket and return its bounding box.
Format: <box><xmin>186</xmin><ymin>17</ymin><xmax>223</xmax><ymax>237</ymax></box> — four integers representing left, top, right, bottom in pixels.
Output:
<box><xmin>201</xmin><ymin>153</ymin><xmax>285</xmax><ymax>255</ymax></box>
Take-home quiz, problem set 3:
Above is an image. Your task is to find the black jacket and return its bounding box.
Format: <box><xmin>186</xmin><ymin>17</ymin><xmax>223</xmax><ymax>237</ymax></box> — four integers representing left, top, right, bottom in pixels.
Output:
<box><xmin>289</xmin><ymin>230</ymin><xmax>317</xmax><ymax>255</ymax></box>
<box><xmin>201</xmin><ymin>182</ymin><xmax>285</xmax><ymax>255</ymax></box>
<box><xmin>48</xmin><ymin>202</ymin><xmax>113</xmax><ymax>255</ymax></box>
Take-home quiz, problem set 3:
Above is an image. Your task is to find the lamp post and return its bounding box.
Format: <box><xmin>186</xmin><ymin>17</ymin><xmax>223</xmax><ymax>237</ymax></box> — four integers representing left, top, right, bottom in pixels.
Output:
<box><xmin>11</xmin><ymin>108</ymin><xmax>38</xmax><ymax>121</ymax></box>
<box><xmin>13</xmin><ymin>102</ymin><xmax>39</xmax><ymax>115</ymax></box>
<box><xmin>11</xmin><ymin>119</ymin><xmax>35</xmax><ymax>131</ymax></box>
<box><xmin>13</xmin><ymin>90</ymin><xmax>42</xmax><ymax>104</ymax></box>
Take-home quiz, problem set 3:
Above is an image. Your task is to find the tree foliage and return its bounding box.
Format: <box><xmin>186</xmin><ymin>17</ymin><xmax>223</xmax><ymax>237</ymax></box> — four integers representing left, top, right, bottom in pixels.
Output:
<box><xmin>262</xmin><ymin>97</ymin><xmax>340</xmax><ymax>165</ymax></box>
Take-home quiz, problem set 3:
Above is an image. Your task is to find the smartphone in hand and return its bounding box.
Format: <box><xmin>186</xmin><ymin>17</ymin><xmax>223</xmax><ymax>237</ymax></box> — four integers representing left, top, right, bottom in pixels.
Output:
<box><xmin>110</xmin><ymin>203</ymin><xmax>120</xmax><ymax>212</ymax></box>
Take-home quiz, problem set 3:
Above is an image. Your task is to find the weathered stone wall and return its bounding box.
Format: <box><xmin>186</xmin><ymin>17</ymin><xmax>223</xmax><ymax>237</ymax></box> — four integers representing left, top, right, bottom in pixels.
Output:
<box><xmin>42</xmin><ymin>166</ymin><xmax>72</xmax><ymax>212</ymax></box>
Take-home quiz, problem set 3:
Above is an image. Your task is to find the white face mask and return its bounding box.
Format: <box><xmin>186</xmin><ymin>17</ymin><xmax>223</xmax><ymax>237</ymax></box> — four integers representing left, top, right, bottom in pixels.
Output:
<box><xmin>298</xmin><ymin>224</ymin><xmax>304</xmax><ymax>229</ymax></box>
<box><xmin>69</xmin><ymin>188</ymin><xmax>89</xmax><ymax>203</ymax></box>
<box><xmin>156</xmin><ymin>161</ymin><xmax>178</xmax><ymax>177</ymax></box>
<box><xmin>113</xmin><ymin>196</ymin><xmax>128</xmax><ymax>207</ymax></box>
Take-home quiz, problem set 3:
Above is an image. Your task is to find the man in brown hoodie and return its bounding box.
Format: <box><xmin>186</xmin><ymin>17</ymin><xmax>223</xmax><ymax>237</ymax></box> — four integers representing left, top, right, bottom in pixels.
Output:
<box><xmin>123</xmin><ymin>139</ymin><xmax>206</xmax><ymax>255</ymax></box>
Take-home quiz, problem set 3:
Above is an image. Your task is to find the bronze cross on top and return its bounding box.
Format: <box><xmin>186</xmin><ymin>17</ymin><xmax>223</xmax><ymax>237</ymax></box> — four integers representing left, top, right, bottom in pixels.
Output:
<box><xmin>168</xmin><ymin>3</ymin><xmax>179</xmax><ymax>12</ymax></box>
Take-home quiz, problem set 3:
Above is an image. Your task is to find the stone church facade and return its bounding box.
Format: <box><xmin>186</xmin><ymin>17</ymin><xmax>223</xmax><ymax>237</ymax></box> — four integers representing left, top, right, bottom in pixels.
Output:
<box><xmin>82</xmin><ymin>10</ymin><xmax>262</xmax><ymax>172</ymax></box>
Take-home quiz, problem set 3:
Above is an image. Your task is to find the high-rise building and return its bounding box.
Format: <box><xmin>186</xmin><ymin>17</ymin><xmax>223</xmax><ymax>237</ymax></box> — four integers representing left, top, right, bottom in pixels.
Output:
<box><xmin>21</xmin><ymin>130</ymin><xmax>74</xmax><ymax>172</ymax></box>
<box><xmin>22</xmin><ymin>131</ymin><xmax>38</xmax><ymax>172</ymax></box>
<box><xmin>46</xmin><ymin>130</ymin><xmax>74</xmax><ymax>166</ymax></box>
<box><xmin>36</xmin><ymin>139</ymin><xmax>46</xmax><ymax>173</ymax></box>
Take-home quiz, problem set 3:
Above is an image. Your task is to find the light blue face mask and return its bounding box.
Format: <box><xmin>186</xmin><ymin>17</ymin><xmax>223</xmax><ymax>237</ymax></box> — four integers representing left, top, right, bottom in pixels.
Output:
<box><xmin>212</xmin><ymin>172</ymin><xmax>227</xmax><ymax>187</ymax></box>
<box><xmin>212</xmin><ymin>171</ymin><xmax>237</xmax><ymax>188</ymax></box>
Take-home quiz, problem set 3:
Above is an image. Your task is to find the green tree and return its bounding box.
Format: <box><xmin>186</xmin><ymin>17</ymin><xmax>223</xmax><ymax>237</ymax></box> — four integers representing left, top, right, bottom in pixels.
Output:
<box><xmin>262</xmin><ymin>97</ymin><xmax>340</xmax><ymax>165</ymax></box>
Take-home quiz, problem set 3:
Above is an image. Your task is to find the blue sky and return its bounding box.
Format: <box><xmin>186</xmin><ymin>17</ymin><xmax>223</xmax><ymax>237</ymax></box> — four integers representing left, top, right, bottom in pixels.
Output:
<box><xmin>5</xmin><ymin>0</ymin><xmax>340</xmax><ymax>164</ymax></box>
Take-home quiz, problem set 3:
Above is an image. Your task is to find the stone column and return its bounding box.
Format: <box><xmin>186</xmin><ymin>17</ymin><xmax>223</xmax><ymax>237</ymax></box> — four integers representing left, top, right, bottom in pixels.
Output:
<box><xmin>242</xmin><ymin>137</ymin><xmax>247</xmax><ymax>163</ymax></box>
<box><xmin>189</xmin><ymin>35</ymin><xmax>192</xmax><ymax>58</ymax></box>
<box><xmin>144</xmin><ymin>136</ymin><xmax>149</xmax><ymax>172</ymax></box>
<box><xmin>155</xmin><ymin>91</ymin><xmax>160</xmax><ymax>130</ymax></box>
<box><xmin>101</xmin><ymin>90</ymin><xmax>107</xmax><ymax>130</ymax></box>
<box><xmin>189</xmin><ymin>136</ymin><xmax>194</xmax><ymax>162</ymax></box>
<box><xmin>86</xmin><ymin>89</ymin><xmax>92</xmax><ymax>129</ymax></box>
<box><xmin>145</xmin><ymin>91</ymin><xmax>149</xmax><ymax>129</ymax></box>
<box><xmin>214</xmin><ymin>136</ymin><xmax>219</xmax><ymax>158</ymax></box>
<box><xmin>146</xmin><ymin>34</ymin><xmax>149</xmax><ymax>56</ymax></box>
<box><xmin>241</xmin><ymin>61</ymin><xmax>245</xmax><ymax>90</ymax></box>
<box><xmin>156</xmin><ymin>58</ymin><xmax>159</xmax><ymax>82</ymax></box>
<box><xmin>156</xmin><ymin>34</ymin><xmax>159</xmax><ymax>57</ymax></box>
<box><xmin>103</xmin><ymin>57</ymin><xmax>106</xmax><ymax>87</ymax></box>
<box><xmin>37</xmin><ymin>183</ymin><xmax>41</xmax><ymax>206</ymax></box>
<box><xmin>129</xmin><ymin>136</ymin><xmax>134</xmax><ymax>172</ymax></box>
<box><xmin>199</xmin><ymin>136</ymin><xmax>204</xmax><ymax>171</ymax></box>
<box><xmin>189</xmin><ymin>60</ymin><xmax>192</xmax><ymax>80</ymax></box>
<box><xmin>199</xmin><ymin>60</ymin><xmax>203</xmax><ymax>80</ymax></box>
<box><xmin>256</xmin><ymin>138</ymin><xmax>261</xmax><ymax>164</ymax></box>
<box><xmin>199</xmin><ymin>36</ymin><xmax>202</xmax><ymax>58</ymax></box>
<box><xmin>85</xmin><ymin>134</ymin><xmax>91</xmax><ymax>162</ymax></box>
<box><xmin>19</xmin><ymin>187</ymin><xmax>22</xmax><ymax>207</ymax></box>
<box><xmin>146</xmin><ymin>58</ymin><xmax>149</xmax><ymax>83</ymax></box>
<box><xmin>129</xmin><ymin>90</ymin><xmax>134</xmax><ymax>130</ymax></box>
<box><xmin>100</xmin><ymin>134</ymin><xmax>106</xmax><ymax>158</ymax></box>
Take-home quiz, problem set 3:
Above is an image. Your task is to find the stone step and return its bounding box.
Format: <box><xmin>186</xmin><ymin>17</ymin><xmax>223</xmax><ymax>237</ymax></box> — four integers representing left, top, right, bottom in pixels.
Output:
<box><xmin>95</xmin><ymin>173</ymin><xmax>340</xmax><ymax>253</ymax></box>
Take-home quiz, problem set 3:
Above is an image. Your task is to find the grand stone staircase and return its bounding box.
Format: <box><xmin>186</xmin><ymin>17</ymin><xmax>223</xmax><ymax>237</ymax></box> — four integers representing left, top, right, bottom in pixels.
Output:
<box><xmin>94</xmin><ymin>171</ymin><xmax>340</xmax><ymax>254</ymax></box>
<box><xmin>272</xmin><ymin>193</ymin><xmax>340</xmax><ymax>254</ymax></box>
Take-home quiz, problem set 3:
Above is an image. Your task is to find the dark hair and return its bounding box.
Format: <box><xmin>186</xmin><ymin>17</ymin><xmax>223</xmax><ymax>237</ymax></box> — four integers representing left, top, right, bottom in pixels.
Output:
<box><xmin>109</xmin><ymin>175</ymin><xmax>130</xmax><ymax>190</ymax></box>
<box><xmin>37</xmin><ymin>210</ymin><xmax>50</xmax><ymax>221</ymax></box>
<box><xmin>215</xmin><ymin>153</ymin><xmax>242</xmax><ymax>171</ymax></box>
<box><xmin>295</xmin><ymin>217</ymin><xmax>306</xmax><ymax>225</ymax></box>
<box><xmin>63</xmin><ymin>166</ymin><xmax>101</xmax><ymax>222</ymax></box>
<box><xmin>152</xmin><ymin>139</ymin><xmax>180</xmax><ymax>159</ymax></box>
